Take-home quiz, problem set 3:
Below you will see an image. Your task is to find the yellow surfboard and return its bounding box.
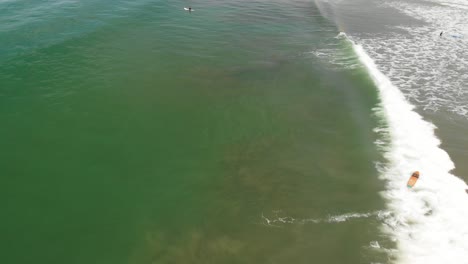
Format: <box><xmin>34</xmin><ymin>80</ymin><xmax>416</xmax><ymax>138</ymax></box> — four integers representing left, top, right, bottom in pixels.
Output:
<box><xmin>407</xmin><ymin>171</ymin><xmax>420</xmax><ymax>188</ymax></box>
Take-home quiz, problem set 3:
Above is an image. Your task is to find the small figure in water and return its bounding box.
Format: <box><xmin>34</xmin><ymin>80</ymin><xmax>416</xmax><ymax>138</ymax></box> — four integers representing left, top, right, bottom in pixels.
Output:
<box><xmin>188</xmin><ymin>7</ymin><xmax>192</xmax><ymax>12</ymax></box>
<box><xmin>440</xmin><ymin>31</ymin><xmax>443</xmax><ymax>37</ymax></box>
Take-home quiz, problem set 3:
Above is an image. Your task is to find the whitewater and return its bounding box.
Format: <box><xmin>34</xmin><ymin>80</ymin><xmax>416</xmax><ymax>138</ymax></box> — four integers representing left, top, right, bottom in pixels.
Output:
<box><xmin>349</xmin><ymin>38</ymin><xmax>468</xmax><ymax>263</ymax></box>
<box><xmin>313</xmin><ymin>0</ymin><xmax>468</xmax><ymax>261</ymax></box>
<box><xmin>359</xmin><ymin>0</ymin><xmax>468</xmax><ymax>117</ymax></box>
<box><xmin>342</xmin><ymin>0</ymin><xmax>468</xmax><ymax>262</ymax></box>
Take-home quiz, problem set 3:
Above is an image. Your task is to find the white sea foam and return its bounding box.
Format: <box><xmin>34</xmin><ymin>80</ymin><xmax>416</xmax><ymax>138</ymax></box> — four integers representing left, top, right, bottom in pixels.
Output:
<box><xmin>261</xmin><ymin>210</ymin><xmax>387</xmax><ymax>227</ymax></box>
<box><xmin>370</xmin><ymin>241</ymin><xmax>381</xmax><ymax>249</ymax></box>
<box><xmin>307</xmin><ymin>40</ymin><xmax>361</xmax><ymax>71</ymax></box>
<box><xmin>356</xmin><ymin>0</ymin><xmax>468</xmax><ymax>117</ymax></box>
<box><xmin>349</xmin><ymin>35</ymin><xmax>468</xmax><ymax>264</ymax></box>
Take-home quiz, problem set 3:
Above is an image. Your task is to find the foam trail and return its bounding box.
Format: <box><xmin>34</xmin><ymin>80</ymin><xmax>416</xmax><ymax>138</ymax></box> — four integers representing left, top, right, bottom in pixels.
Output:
<box><xmin>347</xmin><ymin>35</ymin><xmax>468</xmax><ymax>264</ymax></box>
<box><xmin>261</xmin><ymin>210</ymin><xmax>387</xmax><ymax>227</ymax></box>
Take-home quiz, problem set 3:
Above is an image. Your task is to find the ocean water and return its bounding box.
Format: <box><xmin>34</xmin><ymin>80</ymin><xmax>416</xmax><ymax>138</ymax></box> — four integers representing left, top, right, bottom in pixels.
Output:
<box><xmin>1</xmin><ymin>0</ymin><xmax>467</xmax><ymax>263</ymax></box>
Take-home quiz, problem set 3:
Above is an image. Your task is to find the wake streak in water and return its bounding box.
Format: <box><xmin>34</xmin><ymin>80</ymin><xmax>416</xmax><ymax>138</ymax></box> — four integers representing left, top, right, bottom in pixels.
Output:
<box><xmin>261</xmin><ymin>210</ymin><xmax>391</xmax><ymax>227</ymax></box>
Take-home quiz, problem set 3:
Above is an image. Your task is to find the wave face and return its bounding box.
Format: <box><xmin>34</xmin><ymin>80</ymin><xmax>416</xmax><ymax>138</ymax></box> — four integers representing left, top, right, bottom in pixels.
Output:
<box><xmin>1</xmin><ymin>1</ymin><xmax>392</xmax><ymax>263</ymax></box>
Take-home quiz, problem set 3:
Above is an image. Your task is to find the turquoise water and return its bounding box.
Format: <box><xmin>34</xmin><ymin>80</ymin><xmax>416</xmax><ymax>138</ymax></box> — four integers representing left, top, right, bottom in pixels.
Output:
<box><xmin>1</xmin><ymin>1</ymin><xmax>392</xmax><ymax>263</ymax></box>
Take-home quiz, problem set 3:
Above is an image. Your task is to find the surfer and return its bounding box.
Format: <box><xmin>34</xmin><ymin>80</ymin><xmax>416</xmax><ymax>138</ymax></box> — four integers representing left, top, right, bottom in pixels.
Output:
<box><xmin>188</xmin><ymin>6</ymin><xmax>192</xmax><ymax>12</ymax></box>
<box><xmin>440</xmin><ymin>31</ymin><xmax>443</xmax><ymax>37</ymax></box>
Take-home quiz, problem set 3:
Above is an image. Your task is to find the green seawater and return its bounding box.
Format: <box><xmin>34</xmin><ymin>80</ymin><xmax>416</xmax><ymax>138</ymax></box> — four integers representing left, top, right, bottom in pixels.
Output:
<box><xmin>1</xmin><ymin>0</ymin><xmax>392</xmax><ymax>263</ymax></box>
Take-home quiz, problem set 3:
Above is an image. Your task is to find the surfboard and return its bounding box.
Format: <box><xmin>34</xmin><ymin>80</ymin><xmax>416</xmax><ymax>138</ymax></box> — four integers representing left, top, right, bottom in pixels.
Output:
<box><xmin>407</xmin><ymin>171</ymin><xmax>420</xmax><ymax>188</ymax></box>
<box><xmin>184</xmin><ymin>7</ymin><xmax>194</xmax><ymax>11</ymax></box>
